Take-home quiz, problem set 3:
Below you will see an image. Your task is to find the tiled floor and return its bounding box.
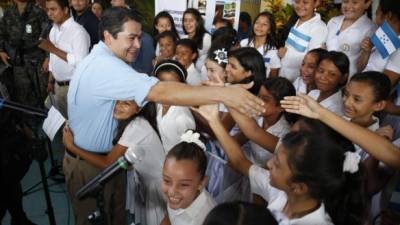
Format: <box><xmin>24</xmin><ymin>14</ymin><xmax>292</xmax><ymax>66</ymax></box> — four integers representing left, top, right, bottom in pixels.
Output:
<box><xmin>2</xmin><ymin>134</ymin><xmax>75</xmax><ymax>225</ymax></box>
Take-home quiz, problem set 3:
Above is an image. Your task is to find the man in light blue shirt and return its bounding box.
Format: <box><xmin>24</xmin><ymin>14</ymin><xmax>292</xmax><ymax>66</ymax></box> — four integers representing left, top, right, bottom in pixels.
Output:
<box><xmin>66</xmin><ymin>7</ymin><xmax>264</xmax><ymax>225</ymax></box>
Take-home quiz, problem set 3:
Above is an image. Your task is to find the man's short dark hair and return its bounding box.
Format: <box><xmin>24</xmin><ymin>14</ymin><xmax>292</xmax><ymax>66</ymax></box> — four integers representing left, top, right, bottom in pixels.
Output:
<box><xmin>46</xmin><ymin>0</ymin><xmax>69</xmax><ymax>9</ymax></box>
<box><xmin>99</xmin><ymin>7</ymin><xmax>143</xmax><ymax>41</ymax></box>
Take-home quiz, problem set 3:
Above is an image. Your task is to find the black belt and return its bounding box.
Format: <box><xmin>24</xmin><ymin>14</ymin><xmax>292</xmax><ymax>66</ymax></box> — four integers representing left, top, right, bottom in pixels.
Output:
<box><xmin>65</xmin><ymin>149</ymin><xmax>108</xmax><ymax>160</ymax></box>
<box><xmin>56</xmin><ymin>80</ymin><xmax>70</xmax><ymax>86</ymax></box>
<box><xmin>66</xmin><ymin>149</ymin><xmax>83</xmax><ymax>160</ymax></box>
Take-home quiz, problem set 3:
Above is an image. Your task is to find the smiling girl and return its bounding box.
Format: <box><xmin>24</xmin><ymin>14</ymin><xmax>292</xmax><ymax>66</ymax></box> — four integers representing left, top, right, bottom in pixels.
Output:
<box><xmin>182</xmin><ymin>8</ymin><xmax>212</xmax><ymax>72</ymax></box>
<box><xmin>63</xmin><ymin>101</ymin><xmax>166</xmax><ymax>225</ymax></box>
<box><xmin>161</xmin><ymin>131</ymin><xmax>216</xmax><ymax>225</ymax></box>
<box><xmin>279</xmin><ymin>0</ymin><xmax>328</xmax><ymax>82</ymax></box>
<box><xmin>308</xmin><ymin>51</ymin><xmax>349</xmax><ymax>116</ymax></box>
<box><xmin>240</xmin><ymin>12</ymin><xmax>281</xmax><ymax>78</ymax></box>
<box><xmin>153</xmin><ymin>60</ymin><xmax>196</xmax><ymax>152</ymax></box>
<box><xmin>292</xmin><ymin>48</ymin><xmax>327</xmax><ymax>94</ymax></box>
<box><xmin>343</xmin><ymin>71</ymin><xmax>390</xmax><ymax>159</ymax></box>
<box><xmin>153</xmin><ymin>11</ymin><xmax>180</xmax><ymax>55</ymax></box>
<box><xmin>326</xmin><ymin>0</ymin><xmax>375</xmax><ymax>77</ymax></box>
<box><xmin>193</xmin><ymin>104</ymin><xmax>367</xmax><ymax>225</ymax></box>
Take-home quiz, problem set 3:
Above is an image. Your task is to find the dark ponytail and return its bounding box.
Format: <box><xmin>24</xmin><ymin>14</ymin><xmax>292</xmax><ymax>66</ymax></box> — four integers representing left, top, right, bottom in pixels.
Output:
<box><xmin>283</xmin><ymin>131</ymin><xmax>367</xmax><ymax>225</ymax></box>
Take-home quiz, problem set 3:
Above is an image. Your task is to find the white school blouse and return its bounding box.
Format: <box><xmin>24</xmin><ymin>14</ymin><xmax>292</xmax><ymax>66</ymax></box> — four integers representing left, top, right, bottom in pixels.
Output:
<box><xmin>308</xmin><ymin>89</ymin><xmax>344</xmax><ymax>116</ymax></box>
<box><xmin>186</xmin><ymin>63</ymin><xmax>203</xmax><ymax>85</ymax></box>
<box><xmin>343</xmin><ymin>116</ymin><xmax>380</xmax><ymax>161</ymax></box>
<box><xmin>279</xmin><ymin>13</ymin><xmax>328</xmax><ymax>82</ymax></box>
<box><xmin>156</xmin><ymin>104</ymin><xmax>196</xmax><ymax>152</ymax></box>
<box><xmin>292</xmin><ymin>77</ymin><xmax>308</xmax><ymax>94</ymax></box>
<box><xmin>327</xmin><ymin>14</ymin><xmax>376</xmax><ymax>77</ymax></box>
<box><xmin>364</xmin><ymin>37</ymin><xmax>400</xmax><ymax>74</ymax></box>
<box><xmin>240</xmin><ymin>38</ymin><xmax>281</xmax><ymax>77</ymax></box>
<box><xmin>118</xmin><ymin>117</ymin><xmax>166</xmax><ymax>225</ymax></box>
<box><xmin>250</xmin><ymin>115</ymin><xmax>290</xmax><ymax>166</ymax></box>
<box><xmin>167</xmin><ymin>190</ymin><xmax>216</xmax><ymax>225</ymax></box>
<box><xmin>249</xmin><ymin>165</ymin><xmax>334</xmax><ymax>225</ymax></box>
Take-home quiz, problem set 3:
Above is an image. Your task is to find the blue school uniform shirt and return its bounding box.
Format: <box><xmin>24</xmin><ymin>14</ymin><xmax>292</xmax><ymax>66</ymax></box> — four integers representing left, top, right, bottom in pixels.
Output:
<box><xmin>67</xmin><ymin>41</ymin><xmax>159</xmax><ymax>153</ymax></box>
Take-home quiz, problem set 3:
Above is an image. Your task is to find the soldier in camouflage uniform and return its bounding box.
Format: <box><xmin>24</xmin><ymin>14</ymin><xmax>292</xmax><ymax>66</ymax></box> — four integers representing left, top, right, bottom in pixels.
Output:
<box><xmin>0</xmin><ymin>0</ymin><xmax>48</xmax><ymax>109</ymax></box>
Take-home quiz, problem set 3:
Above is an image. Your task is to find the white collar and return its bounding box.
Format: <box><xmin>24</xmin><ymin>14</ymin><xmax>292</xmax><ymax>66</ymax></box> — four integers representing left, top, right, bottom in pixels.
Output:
<box><xmin>343</xmin><ymin>115</ymin><xmax>380</xmax><ymax>131</ymax></box>
<box><xmin>271</xmin><ymin>202</ymin><xmax>333</xmax><ymax>225</ymax></box>
<box><xmin>295</xmin><ymin>13</ymin><xmax>322</xmax><ymax>28</ymax></box>
<box><xmin>337</xmin><ymin>13</ymin><xmax>370</xmax><ymax>31</ymax></box>
<box><xmin>54</xmin><ymin>17</ymin><xmax>73</xmax><ymax>31</ymax></box>
<box><xmin>168</xmin><ymin>190</ymin><xmax>211</xmax><ymax>220</ymax></box>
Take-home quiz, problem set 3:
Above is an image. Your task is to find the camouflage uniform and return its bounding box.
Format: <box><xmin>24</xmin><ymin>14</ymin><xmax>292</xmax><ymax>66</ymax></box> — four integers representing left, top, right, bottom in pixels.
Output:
<box><xmin>0</xmin><ymin>1</ymin><xmax>48</xmax><ymax>108</ymax></box>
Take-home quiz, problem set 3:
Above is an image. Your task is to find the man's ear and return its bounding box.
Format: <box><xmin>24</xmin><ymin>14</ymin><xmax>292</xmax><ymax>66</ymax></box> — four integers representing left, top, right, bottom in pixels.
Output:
<box><xmin>104</xmin><ymin>30</ymin><xmax>113</xmax><ymax>45</ymax></box>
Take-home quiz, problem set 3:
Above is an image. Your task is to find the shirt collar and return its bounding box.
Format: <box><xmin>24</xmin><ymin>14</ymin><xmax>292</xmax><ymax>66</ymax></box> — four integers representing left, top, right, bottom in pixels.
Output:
<box><xmin>296</xmin><ymin>13</ymin><xmax>322</xmax><ymax>28</ymax></box>
<box><xmin>93</xmin><ymin>41</ymin><xmax>117</xmax><ymax>58</ymax></box>
<box><xmin>168</xmin><ymin>190</ymin><xmax>209</xmax><ymax>220</ymax></box>
<box><xmin>340</xmin><ymin>13</ymin><xmax>370</xmax><ymax>30</ymax></box>
<box><xmin>54</xmin><ymin>16</ymin><xmax>73</xmax><ymax>31</ymax></box>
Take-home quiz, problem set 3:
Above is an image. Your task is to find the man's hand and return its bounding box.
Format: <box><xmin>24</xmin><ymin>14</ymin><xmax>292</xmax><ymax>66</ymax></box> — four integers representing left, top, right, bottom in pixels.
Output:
<box><xmin>0</xmin><ymin>51</ymin><xmax>10</xmax><ymax>66</ymax></box>
<box><xmin>42</xmin><ymin>57</ymin><xmax>49</xmax><ymax>73</ymax></box>
<box><xmin>38</xmin><ymin>39</ymin><xmax>56</xmax><ymax>53</ymax></box>
<box><xmin>47</xmin><ymin>82</ymin><xmax>55</xmax><ymax>94</ymax></box>
<box><xmin>221</xmin><ymin>82</ymin><xmax>265</xmax><ymax>117</ymax></box>
<box><xmin>63</xmin><ymin>125</ymin><xmax>75</xmax><ymax>151</ymax></box>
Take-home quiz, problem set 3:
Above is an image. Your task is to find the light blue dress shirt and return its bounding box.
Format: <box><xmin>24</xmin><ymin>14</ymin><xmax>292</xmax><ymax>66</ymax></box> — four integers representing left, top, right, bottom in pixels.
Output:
<box><xmin>67</xmin><ymin>41</ymin><xmax>159</xmax><ymax>153</ymax></box>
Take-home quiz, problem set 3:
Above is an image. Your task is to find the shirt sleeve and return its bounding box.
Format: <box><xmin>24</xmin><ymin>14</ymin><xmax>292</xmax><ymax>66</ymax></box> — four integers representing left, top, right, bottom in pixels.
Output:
<box><xmin>200</xmin><ymin>33</ymin><xmax>212</xmax><ymax>56</ymax></box>
<box><xmin>118</xmin><ymin>119</ymin><xmax>150</xmax><ymax>147</ymax></box>
<box><xmin>308</xmin><ymin>23</ymin><xmax>328</xmax><ymax>50</ymax></box>
<box><xmin>67</xmin><ymin>28</ymin><xmax>90</xmax><ymax>66</ymax></box>
<box><xmin>269</xmin><ymin>49</ymin><xmax>281</xmax><ymax>69</ymax></box>
<box><xmin>93</xmin><ymin>62</ymin><xmax>159</xmax><ymax>107</ymax></box>
<box><xmin>386</xmin><ymin>49</ymin><xmax>400</xmax><ymax>74</ymax></box>
<box><xmin>249</xmin><ymin>164</ymin><xmax>274</xmax><ymax>202</ymax></box>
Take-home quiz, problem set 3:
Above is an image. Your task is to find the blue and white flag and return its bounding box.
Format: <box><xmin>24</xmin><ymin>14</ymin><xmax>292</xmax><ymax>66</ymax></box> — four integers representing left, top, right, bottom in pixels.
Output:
<box><xmin>371</xmin><ymin>21</ymin><xmax>400</xmax><ymax>59</ymax></box>
<box><xmin>287</xmin><ymin>27</ymin><xmax>311</xmax><ymax>53</ymax></box>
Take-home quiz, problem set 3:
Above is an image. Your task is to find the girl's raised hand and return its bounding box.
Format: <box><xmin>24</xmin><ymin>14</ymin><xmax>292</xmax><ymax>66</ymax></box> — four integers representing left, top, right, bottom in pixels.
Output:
<box><xmin>280</xmin><ymin>94</ymin><xmax>322</xmax><ymax>119</ymax></box>
<box><xmin>360</xmin><ymin>37</ymin><xmax>373</xmax><ymax>53</ymax></box>
<box><xmin>191</xmin><ymin>104</ymin><xmax>220</xmax><ymax>123</ymax></box>
<box><xmin>278</xmin><ymin>47</ymin><xmax>287</xmax><ymax>58</ymax></box>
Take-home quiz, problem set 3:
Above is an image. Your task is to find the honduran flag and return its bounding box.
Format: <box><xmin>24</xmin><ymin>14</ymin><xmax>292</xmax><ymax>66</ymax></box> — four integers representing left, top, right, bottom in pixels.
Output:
<box><xmin>287</xmin><ymin>27</ymin><xmax>311</xmax><ymax>53</ymax></box>
<box><xmin>371</xmin><ymin>21</ymin><xmax>400</xmax><ymax>59</ymax></box>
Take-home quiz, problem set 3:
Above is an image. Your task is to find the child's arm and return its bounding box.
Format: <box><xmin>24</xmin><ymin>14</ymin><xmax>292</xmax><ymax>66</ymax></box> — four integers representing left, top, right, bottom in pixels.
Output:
<box><xmin>281</xmin><ymin>94</ymin><xmax>400</xmax><ymax>169</ymax></box>
<box><xmin>192</xmin><ymin>105</ymin><xmax>252</xmax><ymax>176</ymax></box>
<box><xmin>228</xmin><ymin>107</ymin><xmax>279</xmax><ymax>153</ymax></box>
<box><xmin>63</xmin><ymin>126</ymin><xmax>127</xmax><ymax>169</ymax></box>
<box><xmin>357</xmin><ymin>37</ymin><xmax>372</xmax><ymax>72</ymax></box>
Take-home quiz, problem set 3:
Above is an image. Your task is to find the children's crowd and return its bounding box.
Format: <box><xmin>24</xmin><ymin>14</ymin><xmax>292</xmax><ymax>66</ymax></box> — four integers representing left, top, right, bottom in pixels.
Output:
<box><xmin>33</xmin><ymin>0</ymin><xmax>400</xmax><ymax>224</ymax></box>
